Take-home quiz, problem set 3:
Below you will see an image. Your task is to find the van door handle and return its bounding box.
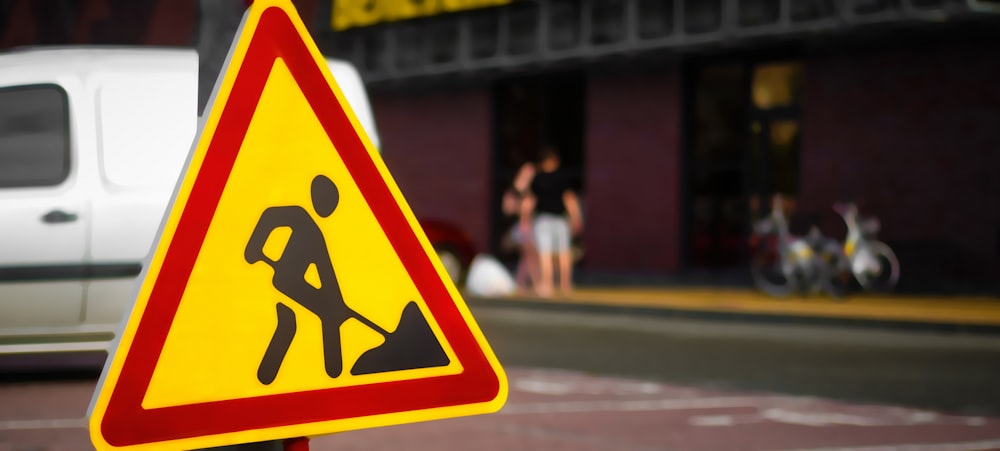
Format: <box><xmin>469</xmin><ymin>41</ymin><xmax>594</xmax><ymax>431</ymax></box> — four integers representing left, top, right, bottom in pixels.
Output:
<box><xmin>42</xmin><ymin>210</ymin><xmax>78</xmax><ymax>224</ymax></box>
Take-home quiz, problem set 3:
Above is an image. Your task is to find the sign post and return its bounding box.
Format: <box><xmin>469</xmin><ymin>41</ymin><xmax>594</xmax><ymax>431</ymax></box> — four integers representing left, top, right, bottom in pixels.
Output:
<box><xmin>88</xmin><ymin>1</ymin><xmax>507</xmax><ymax>449</ymax></box>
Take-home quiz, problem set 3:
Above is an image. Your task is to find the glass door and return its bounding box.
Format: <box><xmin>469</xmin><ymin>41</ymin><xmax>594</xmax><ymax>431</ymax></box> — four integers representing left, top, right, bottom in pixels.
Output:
<box><xmin>683</xmin><ymin>59</ymin><xmax>803</xmax><ymax>270</ymax></box>
<box><xmin>746</xmin><ymin>62</ymin><xmax>803</xmax><ymax>231</ymax></box>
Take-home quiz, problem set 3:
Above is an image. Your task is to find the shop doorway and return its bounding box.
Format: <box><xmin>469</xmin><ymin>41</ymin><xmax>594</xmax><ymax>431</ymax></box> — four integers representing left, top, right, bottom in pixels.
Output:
<box><xmin>490</xmin><ymin>72</ymin><xmax>586</xmax><ymax>258</ymax></box>
<box><xmin>684</xmin><ymin>60</ymin><xmax>803</xmax><ymax>270</ymax></box>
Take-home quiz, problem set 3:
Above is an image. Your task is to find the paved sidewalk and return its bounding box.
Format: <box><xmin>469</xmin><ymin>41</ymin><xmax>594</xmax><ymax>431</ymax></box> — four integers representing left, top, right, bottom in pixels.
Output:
<box><xmin>468</xmin><ymin>287</ymin><xmax>1000</xmax><ymax>333</ymax></box>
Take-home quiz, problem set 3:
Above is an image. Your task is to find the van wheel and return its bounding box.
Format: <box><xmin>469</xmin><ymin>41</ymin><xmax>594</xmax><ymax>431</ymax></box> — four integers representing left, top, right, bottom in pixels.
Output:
<box><xmin>434</xmin><ymin>245</ymin><xmax>466</xmax><ymax>286</ymax></box>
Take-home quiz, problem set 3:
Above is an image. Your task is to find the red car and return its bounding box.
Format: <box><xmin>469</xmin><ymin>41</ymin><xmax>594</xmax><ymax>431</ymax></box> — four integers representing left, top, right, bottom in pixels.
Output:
<box><xmin>419</xmin><ymin>218</ymin><xmax>477</xmax><ymax>285</ymax></box>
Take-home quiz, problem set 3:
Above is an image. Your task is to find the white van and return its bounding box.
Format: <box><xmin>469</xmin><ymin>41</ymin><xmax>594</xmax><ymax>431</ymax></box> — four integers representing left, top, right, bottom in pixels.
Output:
<box><xmin>0</xmin><ymin>47</ymin><xmax>390</xmax><ymax>355</ymax></box>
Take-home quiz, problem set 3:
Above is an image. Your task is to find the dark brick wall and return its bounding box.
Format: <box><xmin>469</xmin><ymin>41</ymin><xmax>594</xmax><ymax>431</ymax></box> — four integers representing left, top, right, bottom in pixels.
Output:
<box><xmin>0</xmin><ymin>0</ymin><xmax>317</xmax><ymax>49</ymax></box>
<box><xmin>1</xmin><ymin>0</ymin><xmax>194</xmax><ymax>48</ymax></box>
<box><xmin>372</xmin><ymin>89</ymin><xmax>493</xmax><ymax>254</ymax></box>
<box><xmin>584</xmin><ymin>69</ymin><xmax>683</xmax><ymax>273</ymax></box>
<box><xmin>800</xmin><ymin>43</ymin><xmax>1000</xmax><ymax>285</ymax></box>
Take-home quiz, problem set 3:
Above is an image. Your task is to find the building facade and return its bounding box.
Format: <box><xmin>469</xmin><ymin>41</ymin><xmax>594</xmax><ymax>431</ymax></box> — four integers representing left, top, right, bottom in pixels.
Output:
<box><xmin>319</xmin><ymin>0</ymin><xmax>1000</xmax><ymax>291</ymax></box>
<box><xmin>4</xmin><ymin>0</ymin><xmax>998</xmax><ymax>291</ymax></box>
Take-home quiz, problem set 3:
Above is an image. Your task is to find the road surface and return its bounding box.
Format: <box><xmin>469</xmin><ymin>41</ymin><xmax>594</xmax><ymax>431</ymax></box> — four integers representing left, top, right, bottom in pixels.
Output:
<box><xmin>1</xmin><ymin>305</ymin><xmax>999</xmax><ymax>450</ymax></box>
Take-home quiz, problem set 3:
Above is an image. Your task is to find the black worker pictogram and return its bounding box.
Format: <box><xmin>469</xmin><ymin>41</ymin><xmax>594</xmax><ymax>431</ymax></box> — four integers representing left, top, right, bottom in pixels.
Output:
<box><xmin>244</xmin><ymin>175</ymin><xmax>450</xmax><ymax>385</ymax></box>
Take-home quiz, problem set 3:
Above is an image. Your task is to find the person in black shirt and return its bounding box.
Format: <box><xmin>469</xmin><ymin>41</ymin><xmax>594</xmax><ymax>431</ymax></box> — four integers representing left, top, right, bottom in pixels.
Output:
<box><xmin>522</xmin><ymin>147</ymin><xmax>582</xmax><ymax>296</ymax></box>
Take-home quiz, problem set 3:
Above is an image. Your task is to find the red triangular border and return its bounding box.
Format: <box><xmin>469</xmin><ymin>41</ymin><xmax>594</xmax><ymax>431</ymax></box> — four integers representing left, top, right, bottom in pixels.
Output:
<box><xmin>100</xmin><ymin>6</ymin><xmax>500</xmax><ymax>446</ymax></box>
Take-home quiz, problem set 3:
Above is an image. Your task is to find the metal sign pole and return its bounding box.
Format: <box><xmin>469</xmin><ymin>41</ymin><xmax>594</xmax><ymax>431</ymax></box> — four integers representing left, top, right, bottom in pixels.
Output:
<box><xmin>202</xmin><ymin>438</ymin><xmax>308</xmax><ymax>451</ymax></box>
<box><xmin>284</xmin><ymin>437</ymin><xmax>311</xmax><ymax>451</ymax></box>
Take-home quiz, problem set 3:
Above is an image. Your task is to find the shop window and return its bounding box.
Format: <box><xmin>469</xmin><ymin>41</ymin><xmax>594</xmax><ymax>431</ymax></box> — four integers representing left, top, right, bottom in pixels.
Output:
<box><xmin>684</xmin><ymin>0</ymin><xmax>722</xmax><ymax>34</ymax></box>
<box><xmin>853</xmin><ymin>0</ymin><xmax>897</xmax><ymax>15</ymax></box>
<box><xmin>747</xmin><ymin>118</ymin><xmax>802</xmax><ymax>224</ymax></box>
<box><xmin>692</xmin><ymin>64</ymin><xmax>746</xmax><ymax>163</ymax></box>
<box><xmin>791</xmin><ymin>0</ymin><xmax>838</xmax><ymax>21</ymax></box>
<box><xmin>637</xmin><ymin>0</ymin><xmax>674</xmax><ymax>39</ymax></box>
<box><xmin>590</xmin><ymin>0</ymin><xmax>626</xmax><ymax>45</ymax></box>
<box><xmin>0</xmin><ymin>85</ymin><xmax>70</xmax><ymax>188</ymax></box>
<box><xmin>393</xmin><ymin>23</ymin><xmax>424</xmax><ymax>69</ymax></box>
<box><xmin>331</xmin><ymin>30</ymin><xmax>358</xmax><ymax>62</ymax></box>
<box><xmin>686</xmin><ymin>64</ymin><xmax>749</xmax><ymax>269</ymax></box>
<box><xmin>362</xmin><ymin>31</ymin><xmax>388</xmax><ymax>72</ymax></box>
<box><xmin>685</xmin><ymin>60</ymin><xmax>804</xmax><ymax>269</ymax></box>
<box><xmin>470</xmin><ymin>11</ymin><xmax>500</xmax><ymax>59</ymax></box>
<box><xmin>751</xmin><ymin>62</ymin><xmax>803</xmax><ymax>110</ymax></box>
<box><xmin>549</xmin><ymin>0</ymin><xmax>581</xmax><ymax>50</ymax></box>
<box><xmin>768</xmin><ymin>119</ymin><xmax>801</xmax><ymax>194</ymax></box>
<box><xmin>507</xmin><ymin>3</ymin><xmax>539</xmax><ymax>55</ymax></box>
<box><xmin>739</xmin><ymin>0</ymin><xmax>781</xmax><ymax>27</ymax></box>
<box><xmin>688</xmin><ymin>172</ymin><xmax>746</xmax><ymax>267</ymax></box>
<box><xmin>428</xmin><ymin>19</ymin><xmax>459</xmax><ymax>64</ymax></box>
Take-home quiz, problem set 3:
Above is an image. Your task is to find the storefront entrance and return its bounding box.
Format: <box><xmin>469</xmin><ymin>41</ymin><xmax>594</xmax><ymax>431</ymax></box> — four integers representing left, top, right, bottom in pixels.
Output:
<box><xmin>490</xmin><ymin>72</ymin><xmax>586</xmax><ymax>258</ymax></box>
<box><xmin>684</xmin><ymin>60</ymin><xmax>803</xmax><ymax>270</ymax></box>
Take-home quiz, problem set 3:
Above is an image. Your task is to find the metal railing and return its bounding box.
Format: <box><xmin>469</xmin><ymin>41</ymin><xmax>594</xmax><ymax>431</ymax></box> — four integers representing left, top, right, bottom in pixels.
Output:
<box><xmin>317</xmin><ymin>0</ymin><xmax>999</xmax><ymax>86</ymax></box>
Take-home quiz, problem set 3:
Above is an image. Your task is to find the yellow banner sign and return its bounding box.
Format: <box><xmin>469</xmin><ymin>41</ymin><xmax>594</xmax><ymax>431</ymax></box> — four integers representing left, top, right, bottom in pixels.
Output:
<box><xmin>333</xmin><ymin>0</ymin><xmax>511</xmax><ymax>31</ymax></box>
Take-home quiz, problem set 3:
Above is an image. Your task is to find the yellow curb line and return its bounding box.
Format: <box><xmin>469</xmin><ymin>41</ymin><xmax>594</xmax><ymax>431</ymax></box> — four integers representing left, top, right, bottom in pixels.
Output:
<box><xmin>500</xmin><ymin>288</ymin><xmax>1000</xmax><ymax>327</ymax></box>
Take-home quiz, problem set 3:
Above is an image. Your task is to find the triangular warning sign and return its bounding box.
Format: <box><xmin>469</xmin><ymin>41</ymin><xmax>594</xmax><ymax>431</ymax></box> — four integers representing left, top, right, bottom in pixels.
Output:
<box><xmin>88</xmin><ymin>1</ymin><xmax>507</xmax><ymax>449</ymax></box>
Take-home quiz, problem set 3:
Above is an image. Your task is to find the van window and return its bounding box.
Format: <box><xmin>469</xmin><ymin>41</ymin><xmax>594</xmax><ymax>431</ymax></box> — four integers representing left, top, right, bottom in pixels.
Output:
<box><xmin>0</xmin><ymin>84</ymin><xmax>70</xmax><ymax>188</ymax></box>
<box><xmin>98</xmin><ymin>72</ymin><xmax>197</xmax><ymax>188</ymax></box>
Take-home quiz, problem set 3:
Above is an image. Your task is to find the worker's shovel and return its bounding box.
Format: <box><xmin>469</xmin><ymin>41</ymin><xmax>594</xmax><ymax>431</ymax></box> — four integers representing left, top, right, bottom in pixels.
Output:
<box><xmin>350</xmin><ymin>301</ymin><xmax>450</xmax><ymax>375</ymax></box>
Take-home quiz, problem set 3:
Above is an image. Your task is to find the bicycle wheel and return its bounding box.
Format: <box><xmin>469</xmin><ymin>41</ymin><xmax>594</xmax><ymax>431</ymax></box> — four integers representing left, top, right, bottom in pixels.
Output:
<box><xmin>855</xmin><ymin>241</ymin><xmax>900</xmax><ymax>292</ymax></box>
<box><xmin>818</xmin><ymin>254</ymin><xmax>851</xmax><ymax>300</ymax></box>
<box><xmin>751</xmin><ymin>251</ymin><xmax>796</xmax><ymax>297</ymax></box>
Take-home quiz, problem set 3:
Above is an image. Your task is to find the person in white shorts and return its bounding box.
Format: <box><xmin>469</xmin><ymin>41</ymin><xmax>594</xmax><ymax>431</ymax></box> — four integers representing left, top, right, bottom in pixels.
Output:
<box><xmin>523</xmin><ymin>147</ymin><xmax>582</xmax><ymax>297</ymax></box>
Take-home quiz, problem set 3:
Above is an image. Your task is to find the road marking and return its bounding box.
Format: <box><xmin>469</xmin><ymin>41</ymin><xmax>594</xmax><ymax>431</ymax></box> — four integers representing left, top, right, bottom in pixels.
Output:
<box><xmin>761</xmin><ymin>408</ymin><xmax>937</xmax><ymax>427</ymax></box>
<box><xmin>500</xmin><ymin>396</ymin><xmax>766</xmax><ymax>414</ymax></box>
<box><xmin>513</xmin><ymin>377</ymin><xmax>663</xmax><ymax>396</ymax></box>
<box><xmin>773</xmin><ymin>438</ymin><xmax>1000</xmax><ymax>451</ymax></box>
<box><xmin>689</xmin><ymin>414</ymin><xmax>738</xmax><ymax>426</ymax></box>
<box><xmin>690</xmin><ymin>407</ymin><xmax>988</xmax><ymax>429</ymax></box>
<box><xmin>0</xmin><ymin>418</ymin><xmax>86</xmax><ymax>430</ymax></box>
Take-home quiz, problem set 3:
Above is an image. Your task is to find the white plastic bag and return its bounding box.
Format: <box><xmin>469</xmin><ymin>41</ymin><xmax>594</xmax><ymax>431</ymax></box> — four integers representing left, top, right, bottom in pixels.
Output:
<box><xmin>465</xmin><ymin>254</ymin><xmax>515</xmax><ymax>297</ymax></box>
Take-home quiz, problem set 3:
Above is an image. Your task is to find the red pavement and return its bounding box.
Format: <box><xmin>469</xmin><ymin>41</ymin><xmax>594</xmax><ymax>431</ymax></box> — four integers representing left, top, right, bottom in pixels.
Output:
<box><xmin>317</xmin><ymin>368</ymin><xmax>1000</xmax><ymax>451</ymax></box>
<box><xmin>4</xmin><ymin>368</ymin><xmax>998</xmax><ymax>450</ymax></box>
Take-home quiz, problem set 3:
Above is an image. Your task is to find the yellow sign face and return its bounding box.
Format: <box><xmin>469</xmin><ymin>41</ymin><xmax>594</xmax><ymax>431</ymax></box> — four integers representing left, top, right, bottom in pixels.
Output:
<box><xmin>142</xmin><ymin>58</ymin><xmax>463</xmax><ymax>409</ymax></box>
<box><xmin>88</xmin><ymin>1</ymin><xmax>506</xmax><ymax>449</ymax></box>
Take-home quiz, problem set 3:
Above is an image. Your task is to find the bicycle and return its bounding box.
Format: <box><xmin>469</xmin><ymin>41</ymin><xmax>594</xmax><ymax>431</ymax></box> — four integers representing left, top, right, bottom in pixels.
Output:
<box><xmin>749</xmin><ymin>196</ymin><xmax>828</xmax><ymax>297</ymax></box>
<box><xmin>830</xmin><ymin>202</ymin><xmax>900</xmax><ymax>292</ymax></box>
